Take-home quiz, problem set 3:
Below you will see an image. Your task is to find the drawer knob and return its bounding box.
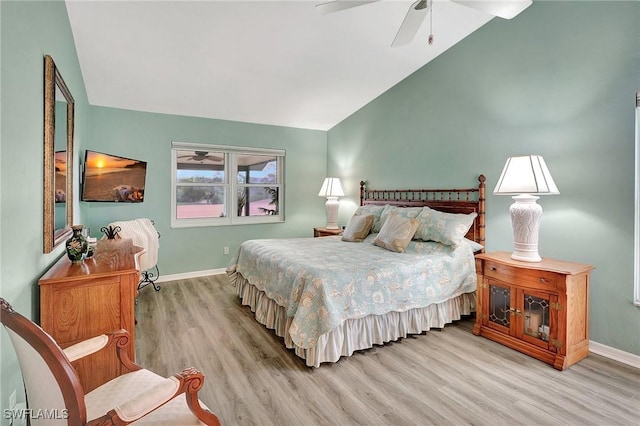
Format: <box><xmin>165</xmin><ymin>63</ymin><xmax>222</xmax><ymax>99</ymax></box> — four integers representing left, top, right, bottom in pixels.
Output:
<box><xmin>539</xmin><ymin>277</ymin><xmax>547</xmax><ymax>283</ymax></box>
<box><xmin>490</xmin><ymin>267</ymin><xmax>497</xmax><ymax>271</ymax></box>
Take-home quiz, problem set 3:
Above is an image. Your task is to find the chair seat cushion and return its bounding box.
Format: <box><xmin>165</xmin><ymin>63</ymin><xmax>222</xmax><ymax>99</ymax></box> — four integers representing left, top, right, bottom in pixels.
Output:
<box><xmin>85</xmin><ymin>369</ymin><xmax>209</xmax><ymax>425</ymax></box>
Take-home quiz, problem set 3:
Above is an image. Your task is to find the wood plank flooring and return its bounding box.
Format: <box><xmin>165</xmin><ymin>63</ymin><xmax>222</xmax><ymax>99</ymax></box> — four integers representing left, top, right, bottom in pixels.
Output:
<box><xmin>135</xmin><ymin>275</ymin><xmax>639</xmax><ymax>426</ymax></box>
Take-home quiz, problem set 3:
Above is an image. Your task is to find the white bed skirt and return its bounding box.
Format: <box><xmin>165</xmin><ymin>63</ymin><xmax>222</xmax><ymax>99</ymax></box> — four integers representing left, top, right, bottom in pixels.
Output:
<box><xmin>232</xmin><ymin>272</ymin><xmax>476</xmax><ymax>367</ymax></box>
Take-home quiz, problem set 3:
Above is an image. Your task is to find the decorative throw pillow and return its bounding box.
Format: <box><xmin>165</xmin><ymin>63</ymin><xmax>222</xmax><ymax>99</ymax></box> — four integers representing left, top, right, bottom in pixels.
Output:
<box><xmin>354</xmin><ymin>205</ymin><xmax>386</xmax><ymax>233</ymax></box>
<box><xmin>373</xmin><ymin>213</ymin><xmax>420</xmax><ymax>253</ymax></box>
<box><xmin>377</xmin><ymin>206</ymin><xmax>423</xmax><ymax>233</ymax></box>
<box><xmin>415</xmin><ymin>207</ymin><xmax>477</xmax><ymax>246</ymax></box>
<box><xmin>342</xmin><ymin>214</ymin><xmax>374</xmax><ymax>242</ymax></box>
<box><xmin>464</xmin><ymin>238</ymin><xmax>485</xmax><ymax>253</ymax></box>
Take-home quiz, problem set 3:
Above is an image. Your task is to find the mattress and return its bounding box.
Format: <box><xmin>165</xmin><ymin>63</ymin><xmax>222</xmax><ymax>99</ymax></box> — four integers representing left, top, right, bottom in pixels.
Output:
<box><xmin>227</xmin><ymin>234</ymin><xmax>478</xmax><ymax>366</ymax></box>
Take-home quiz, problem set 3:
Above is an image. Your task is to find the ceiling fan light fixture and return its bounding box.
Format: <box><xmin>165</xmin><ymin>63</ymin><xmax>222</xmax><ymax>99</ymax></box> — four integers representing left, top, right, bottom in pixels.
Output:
<box><xmin>414</xmin><ymin>0</ymin><xmax>428</xmax><ymax>11</ymax></box>
<box><xmin>317</xmin><ymin>0</ymin><xmax>528</xmax><ymax>48</ymax></box>
<box><xmin>452</xmin><ymin>0</ymin><xmax>533</xmax><ymax>20</ymax></box>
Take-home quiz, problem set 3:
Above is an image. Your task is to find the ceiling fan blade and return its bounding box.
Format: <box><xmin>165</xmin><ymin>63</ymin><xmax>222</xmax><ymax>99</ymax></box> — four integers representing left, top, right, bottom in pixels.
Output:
<box><xmin>391</xmin><ymin>0</ymin><xmax>430</xmax><ymax>47</ymax></box>
<box><xmin>451</xmin><ymin>0</ymin><xmax>532</xmax><ymax>19</ymax></box>
<box><xmin>316</xmin><ymin>0</ymin><xmax>380</xmax><ymax>15</ymax></box>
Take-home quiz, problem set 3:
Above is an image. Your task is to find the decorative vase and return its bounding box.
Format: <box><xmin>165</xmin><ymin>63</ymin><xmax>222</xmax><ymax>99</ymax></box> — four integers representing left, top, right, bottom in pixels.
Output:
<box><xmin>66</xmin><ymin>225</ymin><xmax>88</xmax><ymax>263</ymax></box>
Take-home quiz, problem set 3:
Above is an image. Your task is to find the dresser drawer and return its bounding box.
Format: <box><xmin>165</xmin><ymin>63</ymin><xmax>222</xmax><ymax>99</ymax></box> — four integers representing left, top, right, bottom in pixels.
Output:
<box><xmin>484</xmin><ymin>260</ymin><xmax>559</xmax><ymax>289</ymax></box>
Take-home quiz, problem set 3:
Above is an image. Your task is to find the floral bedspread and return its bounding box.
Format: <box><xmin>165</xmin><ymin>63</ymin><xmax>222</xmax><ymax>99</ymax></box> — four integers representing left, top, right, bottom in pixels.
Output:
<box><xmin>227</xmin><ymin>235</ymin><xmax>477</xmax><ymax>349</ymax></box>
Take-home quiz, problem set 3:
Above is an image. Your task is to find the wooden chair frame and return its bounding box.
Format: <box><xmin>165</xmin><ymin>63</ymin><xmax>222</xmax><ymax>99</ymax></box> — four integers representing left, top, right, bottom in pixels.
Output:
<box><xmin>0</xmin><ymin>298</ymin><xmax>221</xmax><ymax>426</ymax></box>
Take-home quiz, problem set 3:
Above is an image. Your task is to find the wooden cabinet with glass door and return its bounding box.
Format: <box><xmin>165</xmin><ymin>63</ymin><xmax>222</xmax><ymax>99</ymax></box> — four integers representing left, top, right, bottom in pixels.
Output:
<box><xmin>473</xmin><ymin>251</ymin><xmax>594</xmax><ymax>370</ymax></box>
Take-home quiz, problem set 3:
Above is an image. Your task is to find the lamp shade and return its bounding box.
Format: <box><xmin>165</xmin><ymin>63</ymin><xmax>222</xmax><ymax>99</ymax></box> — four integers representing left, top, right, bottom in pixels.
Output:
<box><xmin>493</xmin><ymin>155</ymin><xmax>559</xmax><ymax>195</ymax></box>
<box><xmin>318</xmin><ymin>178</ymin><xmax>345</xmax><ymax>198</ymax></box>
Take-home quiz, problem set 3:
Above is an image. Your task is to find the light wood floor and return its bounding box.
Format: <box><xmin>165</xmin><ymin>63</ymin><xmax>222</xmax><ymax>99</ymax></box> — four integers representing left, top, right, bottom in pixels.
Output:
<box><xmin>135</xmin><ymin>275</ymin><xmax>639</xmax><ymax>426</ymax></box>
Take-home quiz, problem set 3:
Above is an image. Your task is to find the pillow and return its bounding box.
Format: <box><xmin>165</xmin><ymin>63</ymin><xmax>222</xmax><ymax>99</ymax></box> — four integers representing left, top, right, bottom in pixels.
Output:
<box><xmin>373</xmin><ymin>213</ymin><xmax>420</xmax><ymax>253</ymax></box>
<box><xmin>415</xmin><ymin>207</ymin><xmax>477</xmax><ymax>246</ymax></box>
<box><xmin>342</xmin><ymin>214</ymin><xmax>374</xmax><ymax>242</ymax></box>
<box><xmin>377</xmin><ymin>206</ymin><xmax>423</xmax><ymax>233</ymax></box>
<box><xmin>354</xmin><ymin>205</ymin><xmax>386</xmax><ymax>232</ymax></box>
<box><xmin>464</xmin><ymin>238</ymin><xmax>485</xmax><ymax>253</ymax></box>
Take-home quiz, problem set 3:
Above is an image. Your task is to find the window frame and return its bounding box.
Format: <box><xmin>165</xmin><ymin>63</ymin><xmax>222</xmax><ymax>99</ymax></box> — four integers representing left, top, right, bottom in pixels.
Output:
<box><xmin>171</xmin><ymin>142</ymin><xmax>285</xmax><ymax>228</ymax></box>
<box><xmin>634</xmin><ymin>92</ymin><xmax>640</xmax><ymax>306</ymax></box>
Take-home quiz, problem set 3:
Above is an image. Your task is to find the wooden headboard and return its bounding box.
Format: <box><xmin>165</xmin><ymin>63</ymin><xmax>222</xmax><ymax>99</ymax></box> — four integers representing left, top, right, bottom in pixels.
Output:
<box><xmin>359</xmin><ymin>175</ymin><xmax>486</xmax><ymax>249</ymax></box>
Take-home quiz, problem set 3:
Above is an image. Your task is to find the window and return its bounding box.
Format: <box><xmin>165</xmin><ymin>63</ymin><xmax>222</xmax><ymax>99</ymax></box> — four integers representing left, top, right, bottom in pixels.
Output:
<box><xmin>171</xmin><ymin>142</ymin><xmax>284</xmax><ymax>227</ymax></box>
<box><xmin>635</xmin><ymin>92</ymin><xmax>640</xmax><ymax>306</ymax></box>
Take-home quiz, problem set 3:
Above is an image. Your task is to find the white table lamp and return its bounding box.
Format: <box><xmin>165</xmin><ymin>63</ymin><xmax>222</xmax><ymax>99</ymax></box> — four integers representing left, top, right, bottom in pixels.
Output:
<box><xmin>493</xmin><ymin>155</ymin><xmax>559</xmax><ymax>262</ymax></box>
<box><xmin>318</xmin><ymin>177</ymin><xmax>345</xmax><ymax>230</ymax></box>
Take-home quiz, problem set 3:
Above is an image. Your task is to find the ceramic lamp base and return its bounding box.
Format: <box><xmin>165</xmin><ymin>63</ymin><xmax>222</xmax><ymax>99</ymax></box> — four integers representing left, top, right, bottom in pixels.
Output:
<box><xmin>510</xmin><ymin>194</ymin><xmax>542</xmax><ymax>262</ymax></box>
<box><xmin>324</xmin><ymin>197</ymin><xmax>340</xmax><ymax>229</ymax></box>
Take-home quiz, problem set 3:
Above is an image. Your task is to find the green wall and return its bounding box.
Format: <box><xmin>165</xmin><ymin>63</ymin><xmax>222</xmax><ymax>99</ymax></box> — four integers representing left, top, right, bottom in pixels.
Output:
<box><xmin>0</xmin><ymin>0</ymin><xmax>327</xmax><ymax>418</ymax></box>
<box><xmin>83</xmin><ymin>106</ymin><xmax>327</xmax><ymax>275</ymax></box>
<box><xmin>0</xmin><ymin>0</ymin><xmax>90</xmax><ymax>421</ymax></box>
<box><xmin>327</xmin><ymin>1</ymin><xmax>640</xmax><ymax>355</ymax></box>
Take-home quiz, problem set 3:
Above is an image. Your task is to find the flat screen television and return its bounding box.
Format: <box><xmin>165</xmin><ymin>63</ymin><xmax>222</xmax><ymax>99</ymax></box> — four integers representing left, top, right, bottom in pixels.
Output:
<box><xmin>81</xmin><ymin>150</ymin><xmax>147</xmax><ymax>202</ymax></box>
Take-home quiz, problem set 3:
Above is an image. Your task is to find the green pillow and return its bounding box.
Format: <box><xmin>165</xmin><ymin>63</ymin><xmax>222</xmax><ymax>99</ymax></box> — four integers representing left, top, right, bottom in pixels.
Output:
<box><xmin>377</xmin><ymin>206</ymin><xmax>423</xmax><ymax>233</ymax></box>
<box><xmin>415</xmin><ymin>207</ymin><xmax>477</xmax><ymax>246</ymax></box>
<box><xmin>354</xmin><ymin>205</ymin><xmax>385</xmax><ymax>232</ymax></box>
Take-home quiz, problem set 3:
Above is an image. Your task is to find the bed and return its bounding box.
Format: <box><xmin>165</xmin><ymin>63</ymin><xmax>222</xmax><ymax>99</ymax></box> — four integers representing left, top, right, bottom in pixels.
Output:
<box><xmin>227</xmin><ymin>175</ymin><xmax>486</xmax><ymax>367</ymax></box>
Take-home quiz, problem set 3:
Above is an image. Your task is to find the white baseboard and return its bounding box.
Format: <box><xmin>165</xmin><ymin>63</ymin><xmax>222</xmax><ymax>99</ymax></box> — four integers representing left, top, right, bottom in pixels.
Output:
<box><xmin>153</xmin><ymin>269</ymin><xmax>640</xmax><ymax>370</ymax></box>
<box><xmin>590</xmin><ymin>341</ymin><xmax>640</xmax><ymax>369</ymax></box>
<box><xmin>155</xmin><ymin>268</ymin><xmax>226</xmax><ymax>283</ymax></box>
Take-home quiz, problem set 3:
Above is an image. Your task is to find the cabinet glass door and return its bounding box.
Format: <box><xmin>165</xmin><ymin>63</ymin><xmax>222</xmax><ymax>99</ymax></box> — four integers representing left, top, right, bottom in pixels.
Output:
<box><xmin>520</xmin><ymin>290</ymin><xmax>555</xmax><ymax>350</ymax></box>
<box><xmin>487</xmin><ymin>282</ymin><xmax>512</xmax><ymax>333</ymax></box>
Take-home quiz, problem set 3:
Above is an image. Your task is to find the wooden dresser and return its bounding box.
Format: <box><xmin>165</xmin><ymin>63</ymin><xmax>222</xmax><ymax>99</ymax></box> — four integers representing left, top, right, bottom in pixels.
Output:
<box><xmin>473</xmin><ymin>251</ymin><xmax>593</xmax><ymax>370</ymax></box>
<box><xmin>39</xmin><ymin>239</ymin><xmax>143</xmax><ymax>392</ymax></box>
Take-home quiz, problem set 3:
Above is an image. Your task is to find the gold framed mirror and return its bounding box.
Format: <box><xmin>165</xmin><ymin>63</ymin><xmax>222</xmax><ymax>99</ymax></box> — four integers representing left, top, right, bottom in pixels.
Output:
<box><xmin>43</xmin><ymin>55</ymin><xmax>74</xmax><ymax>253</ymax></box>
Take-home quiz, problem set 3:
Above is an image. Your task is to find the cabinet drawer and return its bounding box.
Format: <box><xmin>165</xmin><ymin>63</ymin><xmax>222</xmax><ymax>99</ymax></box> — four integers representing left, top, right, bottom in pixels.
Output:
<box><xmin>484</xmin><ymin>261</ymin><xmax>559</xmax><ymax>289</ymax></box>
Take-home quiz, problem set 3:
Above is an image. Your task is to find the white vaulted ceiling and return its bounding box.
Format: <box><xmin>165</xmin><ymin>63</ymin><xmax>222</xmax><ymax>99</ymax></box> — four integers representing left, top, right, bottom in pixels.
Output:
<box><xmin>65</xmin><ymin>0</ymin><xmax>496</xmax><ymax>130</ymax></box>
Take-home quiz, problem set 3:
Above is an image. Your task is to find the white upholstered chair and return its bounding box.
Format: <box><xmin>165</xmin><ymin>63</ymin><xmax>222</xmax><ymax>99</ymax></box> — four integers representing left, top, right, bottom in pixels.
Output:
<box><xmin>0</xmin><ymin>298</ymin><xmax>221</xmax><ymax>425</ymax></box>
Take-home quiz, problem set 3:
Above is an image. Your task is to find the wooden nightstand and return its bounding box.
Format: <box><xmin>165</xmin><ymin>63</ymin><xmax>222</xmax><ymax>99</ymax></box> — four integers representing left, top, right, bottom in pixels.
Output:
<box><xmin>313</xmin><ymin>227</ymin><xmax>343</xmax><ymax>237</ymax></box>
<box><xmin>473</xmin><ymin>251</ymin><xmax>594</xmax><ymax>370</ymax></box>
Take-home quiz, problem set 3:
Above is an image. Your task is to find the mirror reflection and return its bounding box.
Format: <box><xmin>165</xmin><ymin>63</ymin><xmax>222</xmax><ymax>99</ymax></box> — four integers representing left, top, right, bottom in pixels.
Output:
<box><xmin>54</xmin><ymin>89</ymin><xmax>68</xmax><ymax>230</ymax></box>
<box><xmin>44</xmin><ymin>55</ymin><xmax>74</xmax><ymax>253</ymax></box>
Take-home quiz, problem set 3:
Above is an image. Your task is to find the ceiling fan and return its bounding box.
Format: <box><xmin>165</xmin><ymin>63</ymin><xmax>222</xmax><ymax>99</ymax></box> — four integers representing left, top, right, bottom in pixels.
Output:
<box><xmin>316</xmin><ymin>0</ymin><xmax>533</xmax><ymax>47</ymax></box>
<box><xmin>177</xmin><ymin>151</ymin><xmax>223</xmax><ymax>163</ymax></box>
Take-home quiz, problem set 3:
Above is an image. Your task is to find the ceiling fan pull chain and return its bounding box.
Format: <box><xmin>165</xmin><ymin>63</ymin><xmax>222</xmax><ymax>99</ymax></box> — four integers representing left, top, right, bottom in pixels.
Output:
<box><xmin>428</xmin><ymin>0</ymin><xmax>434</xmax><ymax>45</ymax></box>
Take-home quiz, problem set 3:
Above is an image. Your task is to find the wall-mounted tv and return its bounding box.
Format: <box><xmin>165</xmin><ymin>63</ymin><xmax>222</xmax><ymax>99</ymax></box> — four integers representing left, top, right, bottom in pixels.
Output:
<box><xmin>81</xmin><ymin>150</ymin><xmax>147</xmax><ymax>202</ymax></box>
